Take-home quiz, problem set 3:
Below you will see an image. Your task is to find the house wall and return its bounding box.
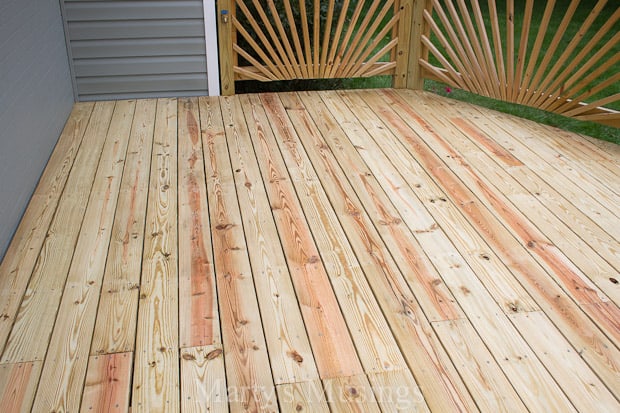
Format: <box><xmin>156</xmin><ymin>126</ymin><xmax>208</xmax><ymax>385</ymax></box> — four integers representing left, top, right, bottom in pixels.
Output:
<box><xmin>0</xmin><ymin>0</ymin><xmax>75</xmax><ymax>261</ymax></box>
<box><xmin>62</xmin><ymin>0</ymin><xmax>210</xmax><ymax>100</ymax></box>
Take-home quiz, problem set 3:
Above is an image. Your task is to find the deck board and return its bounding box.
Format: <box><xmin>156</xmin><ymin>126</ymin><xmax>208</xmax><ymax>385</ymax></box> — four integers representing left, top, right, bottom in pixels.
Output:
<box><xmin>0</xmin><ymin>89</ymin><xmax>618</xmax><ymax>412</ymax></box>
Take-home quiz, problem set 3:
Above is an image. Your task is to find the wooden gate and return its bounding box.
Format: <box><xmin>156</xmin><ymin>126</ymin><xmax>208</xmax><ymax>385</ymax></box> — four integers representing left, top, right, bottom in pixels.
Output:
<box><xmin>216</xmin><ymin>0</ymin><xmax>421</xmax><ymax>94</ymax></box>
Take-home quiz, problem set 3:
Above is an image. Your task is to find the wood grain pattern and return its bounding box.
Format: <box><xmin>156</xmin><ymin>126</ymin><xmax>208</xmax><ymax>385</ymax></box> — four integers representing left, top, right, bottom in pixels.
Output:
<box><xmin>288</xmin><ymin>90</ymin><xmax>462</xmax><ymax>322</ymax></box>
<box><xmin>463</xmin><ymin>100</ymin><xmax>620</xmax><ymax>239</ymax></box>
<box><xmin>1</xmin><ymin>89</ymin><xmax>618</xmax><ymax>411</ymax></box>
<box><xmin>131</xmin><ymin>98</ymin><xmax>180</xmax><ymax>412</ymax></box>
<box><xmin>223</xmin><ymin>94</ymin><xmax>320</xmax><ymax>384</ymax></box>
<box><xmin>367</xmin><ymin>370</ymin><xmax>431</xmax><ymax>412</ymax></box>
<box><xmin>30</xmin><ymin>100</ymin><xmax>135</xmax><ymax>413</ymax></box>
<box><xmin>81</xmin><ymin>353</ymin><xmax>132</xmax><ymax>412</ymax></box>
<box><xmin>256</xmin><ymin>92</ymin><xmax>407</xmax><ymax>375</ymax></box>
<box><xmin>0</xmin><ymin>362</ymin><xmax>41</xmax><ymax>413</ymax></box>
<box><xmin>432</xmin><ymin>319</ymin><xmax>528</xmax><ymax>412</ymax></box>
<box><xmin>510</xmin><ymin>311</ymin><xmax>619</xmax><ymax>412</ymax></box>
<box><xmin>180</xmin><ymin>345</ymin><xmax>227</xmax><ymax>413</ymax></box>
<box><xmin>332</xmin><ymin>89</ymin><xmax>538</xmax><ymax>315</ymax></box>
<box><xmin>91</xmin><ymin>99</ymin><xmax>156</xmax><ymax>355</ymax></box>
<box><xmin>323</xmin><ymin>374</ymin><xmax>382</xmax><ymax>412</ymax></box>
<box><xmin>276</xmin><ymin>380</ymin><xmax>330</xmax><ymax>412</ymax></box>
<box><xmin>386</xmin><ymin>90</ymin><xmax>620</xmax><ymax>340</ymax></box>
<box><xmin>204</xmin><ymin>95</ymin><xmax>278</xmax><ymax>412</ymax></box>
<box><xmin>355</xmin><ymin>90</ymin><xmax>576</xmax><ymax>412</ymax></box>
<box><xmin>365</xmin><ymin>89</ymin><xmax>620</xmax><ymax>397</ymax></box>
<box><xmin>1</xmin><ymin>101</ymin><xmax>115</xmax><ymax>364</ymax></box>
<box><xmin>432</xmin><ymin>106</ymin><xmax>620</xmax><ymax>307</ymax></box>
<box><xmin>424</xmin><ymin>96</ymin><xmax>620</xmax><ymax>278</ymax></box>
<box><xmin>250</xmin><ymin>93</ymin><xmax>364</xmax><ymax>379</ymax></box>
<box><xmin>277</xmin><ymin>92</ymin><xmax>477</xmax><ymax>411</ymax></box>
<box><xmin>0</xmin><ymin>103</ymin><xmax>94</xmax><ymax>354</ymax></box>
<box><xmin>178</xmin><ymin>98</ymin><xmax>220</xmax><ymax>349</ymax></box>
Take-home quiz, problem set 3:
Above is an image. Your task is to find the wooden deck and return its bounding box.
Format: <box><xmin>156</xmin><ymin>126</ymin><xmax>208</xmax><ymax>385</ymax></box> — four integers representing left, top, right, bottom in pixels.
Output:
<box><xmin>0</xmin><ymin>89</ymin><xmax>618</xmax><ymax>412</ymax></box>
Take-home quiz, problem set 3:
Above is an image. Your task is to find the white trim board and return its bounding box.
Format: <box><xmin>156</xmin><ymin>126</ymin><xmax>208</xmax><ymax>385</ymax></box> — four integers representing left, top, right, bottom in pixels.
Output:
<box><xmin>204</xmin><ymin>0</ymin><xmax>220</xmax><ymax>96</ymax></box>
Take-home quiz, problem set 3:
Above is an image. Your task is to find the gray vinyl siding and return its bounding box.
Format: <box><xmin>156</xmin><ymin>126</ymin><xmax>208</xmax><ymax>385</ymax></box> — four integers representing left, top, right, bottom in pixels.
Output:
<box><xmin>0</xmin><ymin>0</ymin><xmax>74</xmax><ymax>260</ymax></box>
<box><xmin>63</xmin><ymin>0</ymin><xmax>209</xmax><ymax>100</ymax></box>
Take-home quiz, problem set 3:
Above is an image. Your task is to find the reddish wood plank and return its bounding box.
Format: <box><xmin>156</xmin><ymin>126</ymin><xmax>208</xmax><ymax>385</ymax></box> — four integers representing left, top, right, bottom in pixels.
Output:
<box><xmin>0</xmin><ymin>362</ymin><xmax>41</xmax><ymax>412</ymax></box>
<box><xmin>81</xmin><ymin>353</ymin><xmax>132</xmax><ymax>412</ymax></box>
<box><xmin>178</xmin><ymin>98</ymin><xmax>220</xmax><ymax>348</ymax></box>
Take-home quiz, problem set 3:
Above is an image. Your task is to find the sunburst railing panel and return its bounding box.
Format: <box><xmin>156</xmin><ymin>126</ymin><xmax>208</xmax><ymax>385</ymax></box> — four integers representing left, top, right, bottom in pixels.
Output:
<box><xmin>420</xmin><ymin>0</ymin><xmax>620</xmax><ymax>127</ymax></box>
<box><xmin>219</xmin><ymin>0</ymin><xmax>413</xmax><ymax>92</ymax></box>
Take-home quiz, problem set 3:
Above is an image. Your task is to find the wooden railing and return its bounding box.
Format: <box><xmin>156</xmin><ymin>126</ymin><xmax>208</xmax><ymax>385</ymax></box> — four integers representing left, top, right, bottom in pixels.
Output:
<box><xmin>217</xmin><ymin>0</ymin><xmax>619</xmax><ymax>127</ymax></box>
<box><xmin>419</xmin><ymin>0</ymin><xmax>619</xmax><ymax>127</ymax></box>
<box><xmin>217</xmin><ymin>0</ymin><xmax>422</xmax><ymax>94</ymax></box>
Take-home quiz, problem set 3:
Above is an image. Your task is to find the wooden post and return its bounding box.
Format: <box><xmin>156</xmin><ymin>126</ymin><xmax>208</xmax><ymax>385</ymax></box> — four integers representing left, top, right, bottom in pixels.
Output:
<box><xmin>393</xmin><ymin>0</ymin><xmax>414</xmax><ymax>88</ymax></box>
<box><xmin>217</xmin><ymin>0</ymin><xmax>235</xmax><ymax>95</ymax></box>
<box><xmin>407</xmin><ymin>0</ymin><xmax>431</xmax><ymax>89</ymax></box>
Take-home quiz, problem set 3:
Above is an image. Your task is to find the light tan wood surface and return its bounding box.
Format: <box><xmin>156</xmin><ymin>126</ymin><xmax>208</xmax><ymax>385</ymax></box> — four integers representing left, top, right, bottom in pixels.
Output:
<box><xmin>0</xmin><ymin>90</ymin><xmax>618</xmax><ymax>412</ymax></box>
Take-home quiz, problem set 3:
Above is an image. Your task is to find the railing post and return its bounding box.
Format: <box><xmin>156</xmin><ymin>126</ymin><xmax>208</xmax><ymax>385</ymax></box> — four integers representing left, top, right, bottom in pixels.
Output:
<box><xmin>394</xmin><ymin>0</ymin><xmax>414</xmax><ymax>88</ymax></box>
<box><xmin>407</xmin><ymin>0</ymin><xmax>431</xmax><ymax>89</ymax></box>
<box><xmin>217</xmin><ymin>0</ymin><xmax>235</xmax><ymax>95</ymax></box>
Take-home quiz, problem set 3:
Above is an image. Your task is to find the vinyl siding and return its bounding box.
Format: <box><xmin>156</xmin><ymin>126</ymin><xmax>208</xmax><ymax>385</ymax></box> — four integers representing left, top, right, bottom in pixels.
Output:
<box><xmin>0</xmin><ymin>0</ymin><xmax>74</xmax><ymax>260</ymax></box>
<box><xmin>63</xmin><ymin>0</ymin><xmax>209</xmax><ymax>100</ymax></box>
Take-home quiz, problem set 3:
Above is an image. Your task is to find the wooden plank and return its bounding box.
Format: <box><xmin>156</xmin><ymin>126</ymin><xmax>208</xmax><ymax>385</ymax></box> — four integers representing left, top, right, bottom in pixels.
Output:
<box><xmin>1</xmin><ymin>102</ymin><xmax>113</xmax><ymax>363</ymax></box>
<box><xmin>419</xmin><ymin>97</ymin><xmax>620</xmax><ymax>279</ymax></box>
<box><xmin>178</xmin><ymin>98</ymin><xmax>220</xmax><ymax>349</ymax></box>
<box><xmin>363</xmin><ymin>89</ymin><xmax>581</xmax><ymax>412</ymax></box>
<box><xmin>81</xmin><ymin>353</ymin><xmax>132</xmax><ymax>412</ymax></box>
<box><xmin>266</xmin><ymin>93</ymin><xmax>476</xmax><ymax>411</ymax></box>
<box><xmin>243</xmin><ymin>93</ymin><xmax>363</xmax><ymax>379</ymax></box>
<box><xmin>0</xmin><ymin>103</ymin><xmax>93</xmax><ymax>353</ymax></box>
<box><xmin>521</xmin><ymin>126</ymin><xmax>620</xmax><ymax>190</ymax></box>
<box><xmin>249</xmin><ymin>93</ymin><xmax>405</xmax><ymax>375</ymax></box>
<box><xmin>431</xmin><ymin>319</ymin><xmax>528</xmax><ymax>412</ymax></box>
<box><xmin>0</xmin><ymin>362</ymin><xmax>41</xmax><ymax>413</ymax></box>
<box><xmin>405</xmin><ymin>102</ymin><xmax>620</xmax><ymax>306</ymax></box>
<box><xmin>276</xmin><ymin>380</ymin><xmax>330</xmax><ymax>412</ymax></box>
<box><xmin>286</xmin><ymin>91</ymin><xmax>463</xmax><ymax>323</ymax></box>
<box><xmin>366</xmin><ymin>370</ymin><xmax>431</xmax><ymax>412</ymax></box>
<box><xmin>384</xmin><ymin>88</ymin><xmax>609</xmax><ymax>314</ymax></box>
<box><xmin>203</xmin><ymin>95</ymin><xmax>277</xmax><ymax>412</ymax></box>
<box><xmin>131</xmin><ymin>98</ymin><xmax>180</xmax><ymax>412</ymax></box>
<box><xmin>384</xmin><ymin>90</ymin><xmax>620</xmax><ymax>341</ymax></box>
<box><xmin>424</xmin><ymin>94</ymin><xmax>620</xmax><ymax>230</ymax></box>
<box><xmin>357</xmin><ymin>89</ymin><xmax>620</xmax><ymax>396</ymax></box>
<box><xmin>580</xmin><ymin>134</ymin><xmax>620</xmax><ymax>163</ymax></box>
<box><xmin>180</xmin><ymin>345</ymin><xmax>227</xmax><ymax>413</ymax></box>
<box><xmin>91</xmin><ymin>99</ymin><xmax>156</xmax><ymax>355</ymax></box>
<box><xmin>30</xmin><ymin>100</ymin><xmax>135</xmax><ymax>413</ymax></box>
<box><xmin>511</xmin><ymin>311</ymin><xmax>620</xmax><ymax>411</ymax></box>
<box><xmin>323</xmin><ymin>374</ymin><xmax>381</xmax><ymax>412</ymax></box>
<box><xmin>471</xmin><ymin>105</ymin><xmax>620</xmax><ymax>235</ymax></box>
<box><xmin>221</xmin><ymin>94</ymin><xmax>320</xmax><ymax>384</ymax></box>
<box><xmin>330</xmin><ymin>90</ymin><xmax>538</xmax><ymax>315</ymax></box>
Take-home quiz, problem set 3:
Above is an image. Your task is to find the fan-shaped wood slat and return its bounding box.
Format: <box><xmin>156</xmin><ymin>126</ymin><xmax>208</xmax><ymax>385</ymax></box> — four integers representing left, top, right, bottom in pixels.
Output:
<box><xmin>226</xmin><ymin>0</ymin><xmax>409</xmax><ymax>86</ymax></box>
<box><xmin>421</xmin><ymin>0</ymin><xmax>620</xmax><ymax>127</ymax></box>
